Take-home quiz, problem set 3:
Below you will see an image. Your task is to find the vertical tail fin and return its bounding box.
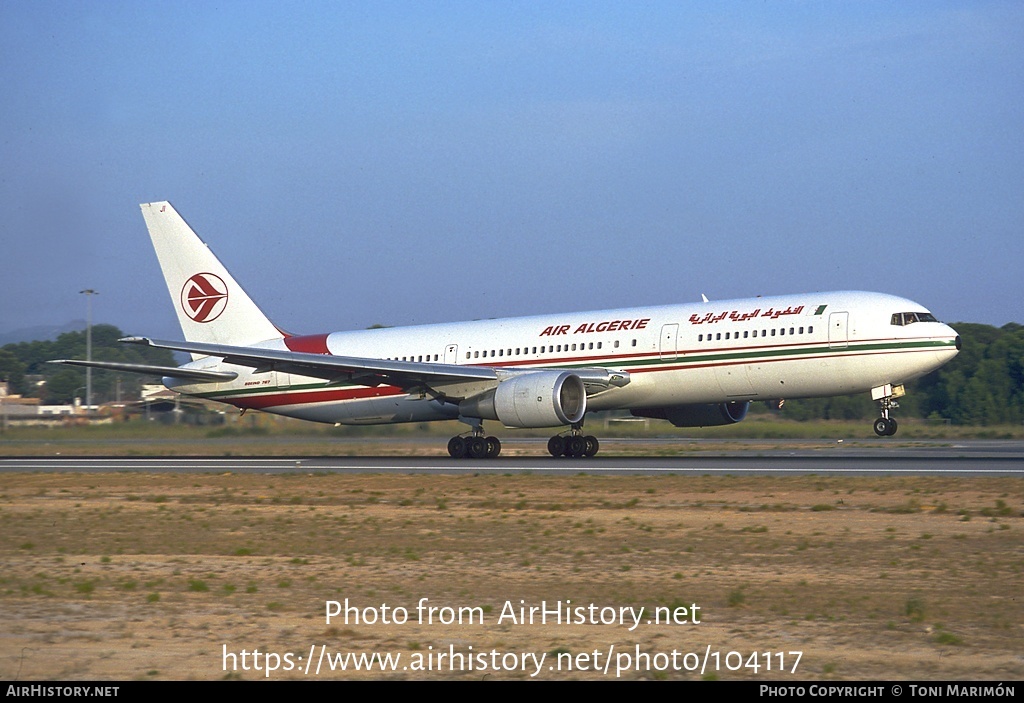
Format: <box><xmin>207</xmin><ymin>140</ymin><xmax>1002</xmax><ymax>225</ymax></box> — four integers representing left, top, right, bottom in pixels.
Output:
<box><xmin>140</xmin><ymin>202</ymin><xmax>283</xmax><ymax>350</ymax></box>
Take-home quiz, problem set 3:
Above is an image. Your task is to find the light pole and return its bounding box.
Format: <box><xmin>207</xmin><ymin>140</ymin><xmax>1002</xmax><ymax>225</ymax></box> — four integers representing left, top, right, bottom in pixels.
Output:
<box><xmin>79</xmin><ymin>289</ymin><xmax>98</xmax><ymax>414</ymax></box>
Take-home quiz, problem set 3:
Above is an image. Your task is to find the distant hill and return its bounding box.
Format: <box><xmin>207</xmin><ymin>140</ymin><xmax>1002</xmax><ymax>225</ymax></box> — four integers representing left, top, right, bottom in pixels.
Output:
<box><xmin>0</xmin><ymin>320</ymin><xmax>86</xmax><ymax>346</ymax></box>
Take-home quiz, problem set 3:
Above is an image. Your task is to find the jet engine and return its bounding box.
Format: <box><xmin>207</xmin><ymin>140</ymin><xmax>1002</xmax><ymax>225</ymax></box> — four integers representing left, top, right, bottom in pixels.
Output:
<box><xmin>459</xmin><ymin>370</ymin><xmax>587</xmax><ymax>428</ymax></box>
<box><xmin>632</xmin><ymin>401</ymin><xmax>749</xmax><ymax>427</ymax></box>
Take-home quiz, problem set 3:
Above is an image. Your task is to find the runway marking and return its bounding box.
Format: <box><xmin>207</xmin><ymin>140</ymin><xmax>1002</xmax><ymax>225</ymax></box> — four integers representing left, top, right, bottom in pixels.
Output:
<box><xmin>1</xmin><ymin>458</ymin><xmax>1021</xmax><ymax>475</ymax></box>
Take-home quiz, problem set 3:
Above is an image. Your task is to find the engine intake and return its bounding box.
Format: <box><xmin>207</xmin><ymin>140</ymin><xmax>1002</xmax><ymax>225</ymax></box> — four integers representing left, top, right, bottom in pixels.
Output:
<box><xmin>460</xmin><ymin>370</ymin><xmax>586</xmax><ymax>428</ymax></box>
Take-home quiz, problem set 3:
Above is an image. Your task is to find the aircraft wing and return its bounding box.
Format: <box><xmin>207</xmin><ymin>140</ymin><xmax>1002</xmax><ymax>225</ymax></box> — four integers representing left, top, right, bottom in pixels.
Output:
<box><xmin>48</xmin><ymin>358</ymin><xmax>238</xmax><ymax>382</ymax></box>
<box><xmin>119</xmin><ymin>337</ymin><xmax>629</xmax><ymax>395</ymax></box>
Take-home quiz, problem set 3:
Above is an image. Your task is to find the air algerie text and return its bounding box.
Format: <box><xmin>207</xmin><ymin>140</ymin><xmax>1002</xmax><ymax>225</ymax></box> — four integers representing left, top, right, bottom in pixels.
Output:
<box><xmin>540</xmin><ymin>318</ymin><xmax>650</xmax><ymax>337</ymax></box>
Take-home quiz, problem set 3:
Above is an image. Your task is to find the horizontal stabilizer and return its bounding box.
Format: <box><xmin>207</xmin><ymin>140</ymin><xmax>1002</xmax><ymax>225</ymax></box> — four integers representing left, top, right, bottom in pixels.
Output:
<box><xmin>48</xmin><ymin>359</ymin><xmax>238</xmax><ymax>382</ymax></box>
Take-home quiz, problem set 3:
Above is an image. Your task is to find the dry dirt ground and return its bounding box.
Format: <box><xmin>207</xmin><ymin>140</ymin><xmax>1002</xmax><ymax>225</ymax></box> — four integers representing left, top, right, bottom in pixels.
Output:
<box><xmin>1</xmin><ymin>471</ymin><xmax>1021</xmax><ymax>681</ymax></box>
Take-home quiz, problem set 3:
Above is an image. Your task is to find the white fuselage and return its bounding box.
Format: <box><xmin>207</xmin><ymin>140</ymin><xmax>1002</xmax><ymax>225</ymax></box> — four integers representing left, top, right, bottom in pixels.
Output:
<box><xmin>168</xmin><ymin>290</ymin><xmax>960</xmax><ymax>427</ymax></box>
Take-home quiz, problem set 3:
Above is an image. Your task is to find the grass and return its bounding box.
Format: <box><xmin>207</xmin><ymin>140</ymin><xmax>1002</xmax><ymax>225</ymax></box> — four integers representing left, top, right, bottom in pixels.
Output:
<box><xmin>2</xmin><ymin>415</ymin><xmax>1023</xmax><ymax>457</ymax></box>
<box><xmin>0</xmin><ymin>471</ymin><xmax>1021</xmax><ymax>680</ymax></box>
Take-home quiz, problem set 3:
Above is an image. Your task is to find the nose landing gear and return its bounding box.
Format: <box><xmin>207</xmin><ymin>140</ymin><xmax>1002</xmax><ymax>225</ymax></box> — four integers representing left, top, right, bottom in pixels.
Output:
<box><xmin>873</xmin><ymin>416</ymin><xmax>898</xmax><ymax>437</ymax></box>
<box><xmin>871</xmin><ymin>384</ymin><xmax>904</xmax><ymax>437</ymax></box>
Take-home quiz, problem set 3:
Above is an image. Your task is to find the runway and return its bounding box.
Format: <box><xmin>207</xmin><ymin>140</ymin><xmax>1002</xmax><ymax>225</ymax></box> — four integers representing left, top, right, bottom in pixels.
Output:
<box><xmin>2</xmin><ymin>439</ymin><xmax>1022</xmax><ymax>475</ymax></box>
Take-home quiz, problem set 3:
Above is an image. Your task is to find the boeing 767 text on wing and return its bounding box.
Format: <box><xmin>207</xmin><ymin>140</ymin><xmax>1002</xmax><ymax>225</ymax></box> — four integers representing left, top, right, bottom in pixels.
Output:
<box><xmin>53</xmin><ymin>202</ymin><xmax>961</xmax><ymax>458</ymax></box>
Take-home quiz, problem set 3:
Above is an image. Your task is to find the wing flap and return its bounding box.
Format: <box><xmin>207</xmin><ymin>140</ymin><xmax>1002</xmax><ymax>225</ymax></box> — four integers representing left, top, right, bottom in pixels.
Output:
<box><xmin>118</xmin><ymin>337</ymin><xmax>630</xmax><ymax>396</ymax></box>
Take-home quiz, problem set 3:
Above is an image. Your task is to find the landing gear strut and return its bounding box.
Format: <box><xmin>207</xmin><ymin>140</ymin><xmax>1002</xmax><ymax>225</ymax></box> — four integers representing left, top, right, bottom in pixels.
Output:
<box><xmin>871</xmin><ymin>384</ymin><xmax>903</xmax><ymax>437</ymax></box>
<box><xmin>448</xmin><ymin>418</ymin><xmax>501</xmax><ymax>459</ymax></box>
<box><xmin>548</xmin><ymin>423</ymin><xmax>600</xmax><ymax>458</ymax></box>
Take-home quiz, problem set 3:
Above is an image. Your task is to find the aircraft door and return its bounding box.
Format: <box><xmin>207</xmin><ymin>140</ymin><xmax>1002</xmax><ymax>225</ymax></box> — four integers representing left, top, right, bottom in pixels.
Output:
<box><xmin>444</xmin><ymin>344</ymin><xmax>459</xmax><ymax>365</ymax></box>
<box><xmin>660</xmin><ymin>324</ymin><xmax>679</xmax><ymax>361</ymax></box>
<box><xmin>828</xmin><ymin>312</ymin><xmax>849</xmax><ymax>349</ymax></box>
<box><xmin>274</xmin><ymin>371</ymin><xmax>291</xmax><ymax>390</ymax></box>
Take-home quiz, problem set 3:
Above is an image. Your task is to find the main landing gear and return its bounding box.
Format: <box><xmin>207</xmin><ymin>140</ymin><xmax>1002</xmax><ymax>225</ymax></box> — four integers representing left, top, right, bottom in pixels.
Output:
<box><xmin>547</xmin><ymin>423</ymin><xmax>599</xmax><ymax>458</ymax></box>
<box><xmin>447</xmin><ymin>416</ymin><xmax>502</xmax><ymax>458</ymax></box>
<box><xmin>871</xmin><ymin>384</ymin><xmax>904</xmax><ymax>437</ymax></box>
<box><xmin>446</xmin><ymin>419</ymin><xmax>602</xmax><ymax>459</ymax></box>
<box><xmin>447</xmin><ymin>433</ymin><xmax>501</xmax><ymax>459</ymax></box>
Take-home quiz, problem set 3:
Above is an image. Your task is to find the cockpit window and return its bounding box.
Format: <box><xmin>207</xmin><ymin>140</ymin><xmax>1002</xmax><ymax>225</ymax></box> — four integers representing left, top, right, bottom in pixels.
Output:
<box><xmin>891</xmin><ymin>311</ymin><xmax>938</xmax><ymax>326</ymax></box>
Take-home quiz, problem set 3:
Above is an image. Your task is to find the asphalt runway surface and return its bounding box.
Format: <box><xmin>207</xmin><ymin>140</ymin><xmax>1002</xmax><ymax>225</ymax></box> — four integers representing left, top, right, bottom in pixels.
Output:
<box><xmin>2</xmin><ymin>439</ymin><xmax>1022</xmax><ymax>475</ymax></box>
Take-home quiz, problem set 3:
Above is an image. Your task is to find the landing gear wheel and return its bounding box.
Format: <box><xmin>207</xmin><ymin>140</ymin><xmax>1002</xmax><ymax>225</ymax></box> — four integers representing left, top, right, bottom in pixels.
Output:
<box><xmin>467</xmin><ymin>436</ymin><xmax>488</xmax><ymax>459</ymax></box>
<box><xmin>873</xmin><ymin>418</ymin><xmax>898</xmax><ymax>436</ymax></box>
<box><xmin>448</xmin><ymin>436</ymin><xmax>466</xmax><ymax>458</ymax></box>
<box><xmin>583</xmin><ymin>435</ymin><xmax>599</xmax><ymax>457</ymax></box>
<box><xmin>547</xmin><ymin>435</ymin><xmax>565</xmax><ymax>457</ymax></box>
<box><xmin>565</xmin><ymin>436</ymin><xmax>586</xmax><ymax>458</ymax></box>
<box><xmin>485</xmin><ymin>436</ymin><xmax>501</xmax><ymax>458</ymax></box>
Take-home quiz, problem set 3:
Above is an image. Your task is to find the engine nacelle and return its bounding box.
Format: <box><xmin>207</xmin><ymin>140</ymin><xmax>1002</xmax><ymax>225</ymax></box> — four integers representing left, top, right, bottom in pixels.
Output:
<box><xmin>632</xmin><ymin>401</ymin><xmax>749</xmax><ymax>428</ymax></box>
<box><xmin>459</xmin><ymin>371</ymin><xmax>587</xmax><ymax>428</ymax></box>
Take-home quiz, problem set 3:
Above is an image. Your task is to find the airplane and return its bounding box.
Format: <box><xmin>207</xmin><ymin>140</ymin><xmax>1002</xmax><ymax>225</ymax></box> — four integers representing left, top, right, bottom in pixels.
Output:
<box><xmin>52</xmin><ymin>201</ymin><xmax>962</xmax><ymax>458</ymax></box>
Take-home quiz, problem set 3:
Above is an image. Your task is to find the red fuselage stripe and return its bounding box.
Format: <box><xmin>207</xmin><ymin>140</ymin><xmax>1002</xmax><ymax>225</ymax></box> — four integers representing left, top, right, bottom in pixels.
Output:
<box><xmin>229</xmin><ymin>385</ymin><xmax>404</xmax><ymax>409</ymax></box>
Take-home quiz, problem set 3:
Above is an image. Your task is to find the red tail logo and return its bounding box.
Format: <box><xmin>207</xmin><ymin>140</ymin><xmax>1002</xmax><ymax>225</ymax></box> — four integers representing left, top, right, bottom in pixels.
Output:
<box><xmin>181</xmin><ymin>273</ymin><xmax>228</xmax><ymax>323</ymax></box>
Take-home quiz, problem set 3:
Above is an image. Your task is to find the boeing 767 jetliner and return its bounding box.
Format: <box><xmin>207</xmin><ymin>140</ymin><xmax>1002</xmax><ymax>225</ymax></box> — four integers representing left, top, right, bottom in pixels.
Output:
<box><xmin>53</xmin><ymin>202</ymin><xmax>961</xmax><ymax>458</ymax></box>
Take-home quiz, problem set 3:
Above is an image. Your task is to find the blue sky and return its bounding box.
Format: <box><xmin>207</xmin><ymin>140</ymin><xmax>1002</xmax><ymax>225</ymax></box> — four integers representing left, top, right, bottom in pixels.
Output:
<box><xmin>1</xmin><ymin>1</ymin><xmax>1021</xmax><ymax>341</ymax></box>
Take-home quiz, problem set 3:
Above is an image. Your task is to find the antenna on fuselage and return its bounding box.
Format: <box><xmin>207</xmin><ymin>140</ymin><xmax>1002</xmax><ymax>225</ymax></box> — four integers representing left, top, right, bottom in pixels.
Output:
<box><xmin>701</xmin><ymin>293</ymin><xmax>710</xmax><ymax>303</ymax></box>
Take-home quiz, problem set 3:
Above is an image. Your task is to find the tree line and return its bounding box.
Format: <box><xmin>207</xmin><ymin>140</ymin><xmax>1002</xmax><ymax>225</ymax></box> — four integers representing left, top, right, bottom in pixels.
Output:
<box><xmin>2</xmin><ymin>322</ymin><xmax>1022</xmax><ymax>424</ymax></box>
<box><xmin>0</xmin><ymin>325</ymin><xmax>176</xmax><ymax>404</ymax></box>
